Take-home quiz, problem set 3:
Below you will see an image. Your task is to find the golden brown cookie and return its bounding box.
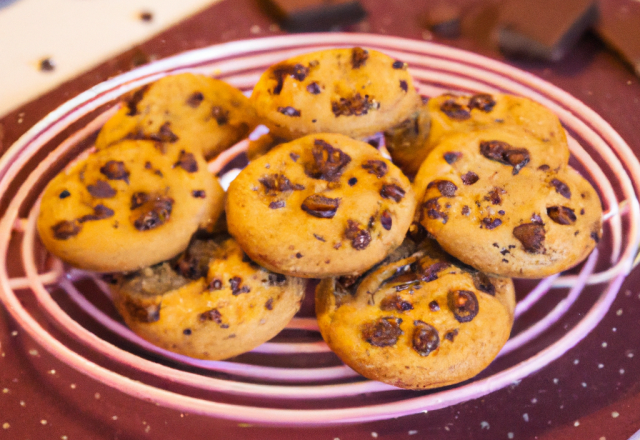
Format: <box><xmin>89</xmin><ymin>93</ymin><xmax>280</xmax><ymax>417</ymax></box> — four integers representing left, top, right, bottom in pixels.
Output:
<box><xmin>250</xmin><ymin>47</ymin><xmax>421</xmax><ymax>140</ymax></box>
<box><xmin>95</xmin><ymin>73</ymin><xmax>258</xmax><ymax>159</ymax></box>
<box><xmin>109</xmin><ymin>236</ymin><xmax>306</xmax><ymax>360</ymax></box>
<box><xmin>226</xmin><ymin>133</ymin><xmax>417</xmax><ymax>278</ymax></box>
<box><xmin>415</xmin><ymin>130</ymin><xmax>603</xmax><ymax>278</ymax></box>
<box><xmin>37</xmin><ymin>140</ymin><xmax>224</xmax><ymax>272</ymax></box>
<box><xmin>316</xmin><ymin>239</ymin><xmax>515</xmax><ymax>390</ymax></box>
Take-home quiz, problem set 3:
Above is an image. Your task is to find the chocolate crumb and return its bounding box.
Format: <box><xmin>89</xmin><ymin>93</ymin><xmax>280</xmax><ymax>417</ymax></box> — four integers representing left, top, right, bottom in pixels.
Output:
<box><xmin>269</xmin><ymin>200</ymin><xmax>285</xmax><ymax>209</ymax></box>
<box><xmin>229</xmin><ymin>276</ymin><xmax>250</xmax><ymax>295</ymax></box>
<box><xmin>345</xmin><ymin>219</ymin><xmax>371</xmax><ymax>250</ymax></box>
<box><xmin>429</xmin><ymin>300</ymin><xmax>440</xmax><ymax>311</ymax></box>
<box><xmin>362</xmin><ymin>160</ymin><xmax>388</xmax><ymax>178</ymax></box>
<box><xmin>400</xmin><ymin>80</ymin><xmax>408</xmax><ymax>92</ymax></box>
<box><xmin>139</xmin><ymin>11</ymin><xmax>153</xmax><ymax>22</ymax></box>
<box><xmin>265</xmin><ymin>298</ymin><xmax>274</xmax><ymax>310</ymax></box>
<box><xmin>443</xmin><ymin>152</ymin><xmax>461</xmax><ymax>164</ymax></box>
<box><xmin>174</xmin><ymin>150</ymin><xmax>198</xmax><ymax>172</ymax></box>
<box><xmin>444</xmin><ymin>329</ymin><xmax>459</xmax><ymax>342</ymax></box>
<box><xmin>39</xmin><ymin>58</ymin><xmax>55</xmax><ymax>72</ymax></box>
<box><xmin>348</xmin><ymin>177</ymin><xmax>358</xmax><ymax>186</ymax></box>
<box><xmin>59</xmin><ymin>190</ymin><xmax>71</xmax><ymax>199</ymax></box>
<box><xmin>192</xmin><ymin>190</ymin><xmax>206</xmax><ymax>198</ymax></box>
<box><xmin>351</xmin><ymin>47</ymin><xmax>369</xmax><ymax>68</ymax></box>
<box><xmin>306</xmin><ymin>82</ymin><xmax>321</xmax><ymax>94</ymax></box>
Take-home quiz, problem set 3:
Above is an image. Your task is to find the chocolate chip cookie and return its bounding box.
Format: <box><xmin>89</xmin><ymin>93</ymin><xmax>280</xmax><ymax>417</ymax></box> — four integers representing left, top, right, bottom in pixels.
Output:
<box><xmin>415</xmin><ymin>129</ymin><xmax>603</xmax><ymax>278</ymax></box>
<box><xmin>37</xmin><ymin>140</ymin><xmax>224</xmax><ymax>272</ymax></box>
<box><xmin>95</xmin><ymin>73</ymin><xmax>258</xmax><ymax>159</ymax></box>
<box><xmin>226</xmin><ymin>133</ymin><xmax>417</xmax><ymax>277</ymax></box>
<box><xmin>250</xmin><ymin>47</ymin><xmax>421</xmax><ymax>140</ymax></box>
<box><xmin>316</xmin><ymin>238</ymin><xmax>515</xmax><ymax>389</ymax></box>
<box><xmin>109</xmin><ymin>235</ymin><xmax>306</xmax><ymax>360</ymax></box>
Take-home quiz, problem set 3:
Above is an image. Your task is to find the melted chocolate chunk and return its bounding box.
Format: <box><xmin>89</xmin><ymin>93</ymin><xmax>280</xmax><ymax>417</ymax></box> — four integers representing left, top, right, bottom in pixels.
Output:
<box><xmin>412</xmin><ymin>320</ymin><xmax>440</xmax><ymax>356</ymax></box>
<box><xmin>481</xmin><ymin>217</ymin><xmax>502</xmax><ymax>230</ymax></box>
<box><xmin>551</xmin><ymin>178</ymin><xmax>572</xmax><ymax>199</ymax></box>
<box><xmin>100</xmin><ymin>161</ymin><xmax>130</xmax><ymax>183</ymax></box>
<box><xmin>59</xmin><ymin>190</ymin><xmax>71</xmax><ymax>199</ymax></box>
<box><xmin>473</xmin><ymin>272</ymin><xmax>495</xmax><ymax>295</ymax></box>
<box><xmin>484</xmin><ymin>187</ymin><xmax>505</xmax><ymax>205</ymax></box>
<box><xmin>444</xmin><ymin>329</ymin><xmax>459</xmax><ymax>342</ymax></box>
<box><xmin>132</xmin><ymin>196</ymin><xmax>173</xmax><ymax>231</ymax></box>
<box><xmin>87</xmin><ymin>180</ymin><xmax>116</xmax><ymax>198</ymax></box>
<box><xmin>468</xmin><ymin>93</ymin><xmax>496</xmax><ymax>112</ymax></box>
<box><xmin>306</xmin><ymin>139</ymin><xmax>352</xmax><ymax>181</ymax></box>
<box><xmin>125</xmin><ymin>299</ymin><xmax>160</xmax><ymax>323</ymax></box>
<box><xmin>125</xmin><ymin>85</ymin><xmax>149</xmax><ymax>116</ymax></box>
<box><xmin>440</xmin><ymin>99</ymin><xmax>470</xmax><ymax>120</ymax></box>
<box><xmin>380</xmin><ymin>184</ymin><xmax>406</xmax><ymax>202</ymax></box>
<box><xmin>392</xmin><ymin>60</ymin><xmax>407</xmax><ymax>69</ymax></box>
<box><xmin>427</xmin><ymin>180</ymin><xmax>457</xmax><ymax>197</ymax></box>
<box><xmin>419</xmin><ymin>261</ymin><xmax>451</xmax><ymax>282</ymax></box>
<box><xmin>306</xmin><ymin>82</ymin><xmax>321</xmax><ymax>94</ymax></box>
<box><xmin>331</xmin><ymin>93</ymin><xmax>379</xmax><ymax>117</ymax></box>
<box><xmin>199</xmin><ymin>308</ymin><xmax>222</xmax><ymax>324</ymax></box>
<box><xmin>211</xmin><ymin>106</ymin><xmax>229</xmax><ymax>125</ymax></box>
<box><xmin>448</xmin><ymin>290</ymin><xmax>479</xmax><ymax>323</ymax></box>
<box><xmin>229</xmin><ymin>276</ymin><xmax>250</xmax><ymax>295</ymax></box>
<box><xmin>174</xmin><ymin>150</ymin><xmax>198</xmax><ymax>173</ymax></box>
<box><xmin>362</xmin><ymin>317</ymin><xmax>403</xmax><ymax>347</ymax></box>
<box><xmin>461</xmin><ymin>171</ymin><xmax>479</xmax><ymax>185</ymax></box>
<box><xmin>186</xmin><ymin>92</ymin><xmax>204</xmax><ymax>108</ymax></box>
<box><xmin>380</xmin><ymin>210</ymin><xmax>393</xmax><ymax>230</ymax></box>
<box><xmin>380</xmin><ymin>294</ymin><xmax>414</xmax><ymax>312</ymax></box>
<box><xmin>79</xmin><ymin>204</ymin><xmax>115</xmax><ymax>222</ymax></box>
<box><xmin>269</xmin><ymin>200</ymin><xmax>285</xmax><ymax>209</ymax></box>
<box><xmin>52</xmin><ymin>220</ymin><xmax>81</xmax><ymax>240</ymax></box>
<box><xmin>351</xmin><ymin>47</ymin><xmax>369</xmax><ymax>68</ymax></box>
<box><xmin>429</xmin><ymin>300</ymin><xmax>440</xmax><ymax>311</ymax></box>
<box><xmin>480</xmin><ymin>140</ymin><xmax>530</xmax><ymax>175</ymax></box>
<box><xmin>278</xmin><ymin>106</ymin><xmax>301</xmax><ymax>117</ymax></box>
<box><xmin>150</xmin><ymin>122</ymin><xmax>179</xmax><ymax>143</ymax></box>
<box><xmin>400</xmin><ymin>80</ymin><xmax>408</xmax><ymax>92</ymax></box>
<box><xmin>547</xmin><ymin>206</ymin><xmax>577</xmax><ymax>225</ymax></box>
<box><xmin>513</xmin><ymin>223</ymin><xmax>546</xmax><ymax>253</ymax></box>
<box><xmin>259</xmin><ymin>174</ymin><xmax>303</xmax><ymax>193</ymax></box>
<box><xmin>423</xmin><ymin>197</ymin><xmax>448</xmax><ymax>223</ymax></box>
<box><xmin>271</xmin><ymin>63</ymin><xmax>310</xmax><ymax>95</ymax></box>
<box><xmin>443</xmin><ymin>152</ymin><xmax>461</xmax><ymax>164</ymax></box>
<box><xmin>192</xmin><ymin>190</ymin><xmax>206</xmax><ymax>198</ymax></box>
<box><xmin>301</xmin><ymin>194</ymin><xmax>340</xmax><ymax>218</ymax></box>
<box><xmin>345</xmin><ymin>219</ymin><xmax>371</xmax><ymax>250</ymax></box>
<box><xmin>362</xmin><ymin>160</ymin><xmax>388</xmax><ymax>178</ymax></box>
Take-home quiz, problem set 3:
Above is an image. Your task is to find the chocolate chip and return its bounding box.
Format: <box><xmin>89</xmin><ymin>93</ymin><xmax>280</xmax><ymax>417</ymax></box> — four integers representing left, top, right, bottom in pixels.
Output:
<box><xmin>473</xmin><ymin>272</ymin><xmax>495</xmax><ymax>295</ymax></box>
<box><xmin>448</xmin><ymin>290</ymin><xmax>479</xmax><ymax>323</ymax></box>
<box><xmin>392</xmin><ymin>60</ymin><xmax>407</xmax><ymax>69</ymax></box>
<box><xmin>87</xmin><ymin>180</ymin><xmax>116</xmax><ymax>198</ymax></box>
<box><xmin>381</xmin><ymin>184</ymin><xmax>406</xmax><ymax>202</ymax></box>
<box><xmin>484</xmin><ymin>187</ymin><xmax>505</xmax><ymax>205</ymax></box>
<box><xmin>443</xmin><ymin>152</ymin><xmax>461</xmax><ymax>164</ymax></box>
<box><xmin>480</xmin><ymin>140</ymin><xmax>530</xmax><ymax>175</ymax></box>
<box><xmin>481</xmin><ymin>217</ymin><xmax>502</xmax><ymax>230</ymax></box>
<box><xmin>547</xmin><ymin>206</ymin><xmax>577</xmax><ymax>225</ymax></box>
<box><xmin>538</xmin><ymin>164</ymin><xmax>551</xmax><ymax>171</ymax></box>
<box><xmin>211</xmin><ymin>106</ymin><xmax>229</xmax><ymax>125</ymax></box>
<box><xmin>513</xmin><ymin>223</ymin><xmax>546</xmax><ymax>253</ymax></box>
<box><xmin>345</xmin><ymin>219</ymin><xmax>371</xmax><ymax>250</ymax></box>
<box><xmin>132</xmin><ymin>196</ymin><xmax>173</xmax><ymax>231</ymax></box>
<box><xmin>306</xmin><ymin>139</ymin><xmax>352</xmax><ymax>181</ymax></box>
<box><xmin>468</xmin><ymin>93</ymin><xmax>496</xmax><ymax>112</ymax></box>
<box><xmin>306</xmin><ymin>82</ymin><xmax>321</xmax><ymax>94</ymax></box>
<box><xmin>259</xmin><ymin>174</ymin><xmax>301</xmax><ymax>193</ymax></box>
<box><xmin>423</xmin><ymin>197</ymin><xmax>448</xmax><ymax>223</ymax></box>
<box><xmin>419</xmin><ymin>261</ymin><xmax>451</xmax><ymax>282</ymax></box>
<box><xmin>229</xmin><ymin>276</ymin><xmax>250</xmax><ymax>295</ymax></box>
<box><xmin>79</xmin><ymin>204</ymin><xmax>115</xmax><ymax>223</ymax></box>
<box><xmin>348</xmin><ymin>177</ymin><xmax>358</xmax><ymax>186</ymax></box>
<box><xmin>209</xmin><ymin>278</ymin><xmax>223</xmax><ymax>290</ymax></box>
<box><xmin>429</xmin><ymin>300</ymin><xmax>440</xmax><ymax>311</ymax></box>
<box><xmin>99</xmin><ymin>161</ymin><xmax>130</xmax><ymax>184</ymax></box>
<box><xmin>278</xmin><ymin>106</ymin><xmax>301</xmax><ymax>117</ymax></box>
<box><xmin>462</xmin><ymin>205</ymin><xmax>470</xmax><ymax>216</ymax></box>
<box><xmin>351</xmin><ymin>47</ymin><xmax>369</xmax><ymax>68</ymax></box>
<box><xmin>268</xmin><ymin>273</ymin><xmax>287</xmax><ymax>285</ymax></box>
<box><xmin>551</xmin><ymin>178</ymin><xmax>572</xmax><ymax>199</ymax></box>
<box><xmin>139</xmin><ymin>11</ymin><xmax>153</xmax><ymax>21</ymax></box>
<box><xmin>192</xmin><ymin>190</ymin><xmax>206</xmax><ymax>198</ymax></box>
<box><xmin>271</xmin><ymin>63</ymin><xmax>309</xmax><ymax>95</ymax></box>
<box><xmin>183</xmin><ymin>328</ymin><xmax>192</xmax><ymax>336</ymax></box>
<box><xmin>296</xmin><ymin>252</ymin><xmax>303</xmax><ymax>258</ymax></box>
<box><xmin>444</xmin><ymin>329</ymin><xmax>459</xmax><ymax>342</ymax></box>
<box><xmin>269</xmin><ymin>200</ymin><xmax>285</xmax><ymax>209</ymax></box>
<box><xmin>124</xmin><ymin>299</ymin><xmax>160</xmax><ymax>323</ymax></box>
<box><xmin>52</xmin><ymin>220</ymin><xmax>81</xmax><ymax>240</ymax></box>
<box><xmin>400</xmin><ymin>80</ymin><xmax>408</xmax><ymax>92</ymax></box>
<box><xmin>125</xmin><ymin>85</ymin><xmax>149</xmax><ymax>116</ymax></box>
<box><xmin>199</xmin><ymin>308</ymin><xmax>222</xmax><ymax>323</ymax></box>
<box><xmin>186</xmin><ymin>92</ymin><xmax>204</xmax><ymax>108</ymax></box>
<box><xmin>427</xmin><ymin>180</ymin><xmax>457</xmax><ymax>197</ymax></box>
<box><xmin>591</xmin><ymin>231</ymin><xmax>600</xmax><ymax>243</ymax></box>
<box><xmin>362</xmin><ymin>317</ymin><xmax>403</xmax><ymax>347</ymax></box>
<box><xmin>380</xmin><ymin>210</ymin><xmax>392</xmax><ymax>230</ymax></box>
<box><xmin>59</xmin><ymin>190</ymin><xmax>71</xmax><ymax>199</ymax></box>
<box><xmin>150</xmin><ymin>122</ymin><xmax>179</xmax><ymax>143</ymax></box>
<box><xmin>380</xmin><ymin>294</ymin><xmax>414</xmax><ymax>312</ymax></box>
<box><xmin>498</xmin><ymin>210</ymin><xmax>505</xmax><ymax>215</ymax></box>
<box><xmin>440</xmin><ymin>99</ymin><xmax>470</xmax><ymax>120</ymax></box>
<box><xmin>173</xmin><ymin>150</ymin><xmax>198</xmax><ymax>173</ymax></box>
<box><xmin>301</xmin><ymin>194</ymin><xmax>340</xmax><ymax>218</ymax></box>
<box><xmin>265</xmin><ymin>298</ymin><xmax>274</xmax><ymax>310</ymax></box>
<box><xmin>461</xmin><ymin>171</ymin><xmax>479</xmax><ymax>185</ymax></box>
<box><xmin>130</xmin><ymin>192</ymin><xmax>148</xmax><ymax>210</ymax></box>
<box><xmin>362</xmin><ymin>160</ymin><xmax>388</xmax><ymax>178</ymax></box>
<box><xmin>331</xmin><ymin>93</ymin><xmax>379</xmax><ymax>117</ymax></box>
<box><xmin>412</xmin><ymin>320</ymin><xmax>440</xmax><ymax>356</ymax></box>
<box><xmin>289</xmin><ymin>153</ymin><xmax>300</xmax><ymax>162</ymax></box>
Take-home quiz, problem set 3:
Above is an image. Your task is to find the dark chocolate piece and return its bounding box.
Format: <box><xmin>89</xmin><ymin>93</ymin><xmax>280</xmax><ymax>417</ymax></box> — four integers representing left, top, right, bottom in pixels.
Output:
<box><xmin>260</xmin><ymin>0</ymin><xmax>367</xmax><ymax>33</ymax></box>
<box><xmin>595</xmin><ymin>3</ymin><xmax>640</xmax><ymax>77</ymax></box>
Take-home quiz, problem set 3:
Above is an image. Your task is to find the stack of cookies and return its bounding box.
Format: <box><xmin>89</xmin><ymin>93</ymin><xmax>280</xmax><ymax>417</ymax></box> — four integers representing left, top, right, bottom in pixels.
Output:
<box><xmin>37</xmin><ymin>47</ymin><xmax>603</xmax><ymax>390</ymax></box>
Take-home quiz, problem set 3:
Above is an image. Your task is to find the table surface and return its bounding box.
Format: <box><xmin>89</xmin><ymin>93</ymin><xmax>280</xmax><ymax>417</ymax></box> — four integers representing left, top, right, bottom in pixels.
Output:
<box><xmin>1</xmin><ymin>0</ymin><xmax>640</xmax><ymax>439</ymax></box>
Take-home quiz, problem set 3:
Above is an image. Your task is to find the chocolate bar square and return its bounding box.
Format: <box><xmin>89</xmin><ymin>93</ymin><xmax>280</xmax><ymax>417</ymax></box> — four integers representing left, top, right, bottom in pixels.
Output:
<box><xmin>260</xmin><ymin>0</ymin><xmax>367</xmax><ymax>32</ymax></box>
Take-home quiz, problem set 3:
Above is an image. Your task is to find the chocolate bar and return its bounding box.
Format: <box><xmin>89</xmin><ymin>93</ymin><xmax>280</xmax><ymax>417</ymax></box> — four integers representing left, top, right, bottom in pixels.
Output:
<box><xmin>259</xmin><ymin>0</ymin><xmax>366</xmax><ymax>32</ymax></box>
<box><xmin>497</xmin><ymin>0</ymin><xmax>598</xmax><ymax>61</ymax></box>
<box><xmin>595</xmin><ymin>2</ymin><xmax>640</xmax><ymax>76</ymax></box>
